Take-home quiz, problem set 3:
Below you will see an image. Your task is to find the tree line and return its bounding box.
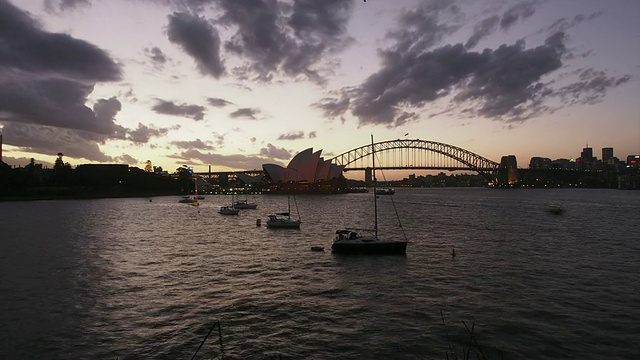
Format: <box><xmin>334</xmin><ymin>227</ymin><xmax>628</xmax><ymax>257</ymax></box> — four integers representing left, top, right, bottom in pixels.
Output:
<box><xmin>0</xmin><ymin>154</ymin><xmax>194</xmax><ymax>200</ymax></box>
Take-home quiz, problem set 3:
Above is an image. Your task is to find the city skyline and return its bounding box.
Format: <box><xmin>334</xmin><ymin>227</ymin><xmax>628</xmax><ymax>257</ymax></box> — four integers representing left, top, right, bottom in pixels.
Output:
<box><xmin>1</xmin><ymin>0</ymin><xmax>638</xmax><ymax>180</ymax></box>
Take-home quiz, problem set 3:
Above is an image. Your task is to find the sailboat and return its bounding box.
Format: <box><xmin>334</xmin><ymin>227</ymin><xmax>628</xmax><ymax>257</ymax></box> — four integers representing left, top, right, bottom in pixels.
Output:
<box><xmin>331</xmin><ymin>135</ymin><xmax>408</xmax><ymax>255</ymax></box>
<box><xmin>233</xmin><ymin>194</ymin><xmax>258</xmax><ymax>209</ymax></box>
<box><xmin>266</xmin><ymin>194</ymin><xmax>301</xmax><ymax>228</ymax></box>
<box><xmin>374</xmin><ymin>188</ymin><xmax>395</xmax><ymax>195</ymax></box>
<box><xmin>179</xmin><ymin>172</ymin><xmax>200</xmax><ymax>206</ymax></box>
<box><xmin>219</xmin><ymin>192</ymin><xmax>239</xmax><ymax>215</ymax></box>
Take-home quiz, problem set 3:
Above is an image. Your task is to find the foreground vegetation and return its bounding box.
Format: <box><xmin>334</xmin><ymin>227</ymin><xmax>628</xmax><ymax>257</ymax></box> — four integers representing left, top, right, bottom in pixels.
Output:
<box><xmin>0</xmin><ymin>157</ymin><xmax>187</xmax><ymax>201</ymax></box>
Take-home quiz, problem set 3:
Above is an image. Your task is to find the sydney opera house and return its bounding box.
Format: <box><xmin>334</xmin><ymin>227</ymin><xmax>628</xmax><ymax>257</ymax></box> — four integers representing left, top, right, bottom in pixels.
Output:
<box><xmin>237</xmin><ymin>148</ymin><xmax>347</xmax><ymax>193</ymax></box>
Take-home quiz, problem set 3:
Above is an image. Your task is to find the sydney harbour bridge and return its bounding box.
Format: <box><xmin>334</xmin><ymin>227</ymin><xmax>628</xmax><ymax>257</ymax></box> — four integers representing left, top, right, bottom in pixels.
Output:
<box><xmin>196</xmin><ymin>139</ymin><xmax>505</xmax><ymax>185</ymax></box>
<box><xmin>330</xmin><ymin>139</ymin><xmax>500</xmax><ymax>181</ymax></box>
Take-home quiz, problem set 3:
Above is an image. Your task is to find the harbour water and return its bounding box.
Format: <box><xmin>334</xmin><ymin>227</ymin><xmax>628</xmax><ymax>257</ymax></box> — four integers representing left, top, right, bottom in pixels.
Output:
<box><xmin>0</xmin><ymin>188</ymin><xmax>638</xmax><ymax>359</ymax></box>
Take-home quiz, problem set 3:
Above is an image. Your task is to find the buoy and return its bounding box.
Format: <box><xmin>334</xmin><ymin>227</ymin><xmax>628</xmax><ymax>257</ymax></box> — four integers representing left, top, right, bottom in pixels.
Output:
<box><xmin>256</xmin><ymin>219</ymin><xmax>261</xmax><ymax>226</ymax></box>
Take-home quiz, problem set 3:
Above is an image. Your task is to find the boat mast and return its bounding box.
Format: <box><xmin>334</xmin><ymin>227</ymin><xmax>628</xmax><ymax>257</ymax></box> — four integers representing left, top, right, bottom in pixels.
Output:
<box><xmin>371</xmin><ymin>134</ymin><xmax>378</xmax><ymax>238</ymax></box>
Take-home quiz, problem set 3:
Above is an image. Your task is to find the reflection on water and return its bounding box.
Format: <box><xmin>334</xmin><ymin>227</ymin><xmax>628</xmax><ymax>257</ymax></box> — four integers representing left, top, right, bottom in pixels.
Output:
<box><xmin>1</xmin><ymin>189</ymin><xmax>639</xmax><ymax>359</ymax></box>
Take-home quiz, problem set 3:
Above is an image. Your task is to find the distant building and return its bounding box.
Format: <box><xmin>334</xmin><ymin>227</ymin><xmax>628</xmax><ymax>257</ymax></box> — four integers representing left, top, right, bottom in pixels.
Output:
<box><xmin>498</xmin><ymin>155</ymin><xmax>518</xmax><ymax>185</ymax></box>
<box><xmin>580</xmin><ymin>145</ymin><xmax>595</xmax><ymax>163</ymax></box>
<box><xmin>602</xmin><ymin>147</ymin><xmax>614</xmax><ymax>162</ymax></box>
<box><xmin>262</xmin><ymin>148</ymin><xmax>345</xmax><ymax>184</ymax></box>
<box><xmin>529</xmin><ymin>157</ymin><xmax>552</xmax><ymax>169</ymax></box>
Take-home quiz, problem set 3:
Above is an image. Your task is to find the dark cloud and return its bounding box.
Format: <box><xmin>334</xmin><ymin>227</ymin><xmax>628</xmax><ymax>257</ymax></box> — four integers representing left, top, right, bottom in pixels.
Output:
<box><xmin>0</xmin><ymin>0</ymin><xmax>131</xmax><ymax>161</ymax></box>
<box><xmin>44</xmin><ymin>0</ymin><xmax>90</xmax><ymax>12</ymax></box>
<box><xmin>555</xmin><ymin>68</ymin><xmax>631</xmax><ymax>106</ymax></box>
<box><xmin>94</xmin><ymin>97</ymin><xmax>124</xmax><ymax>132</ymax></box>
<box><xmin>313</xmin><ymin>96</ymin><xmax>350</xmax><ymax>118</ymax></box>
<box><xmin>207</xmin><ymin>97</ymin><xmax>233</xmax><ymax>107</ymax></box>
<box><xmin>323</xmin><ymin>23</ymin><xmax>629</xmax><ymax>126</ymax></box>
<box><xmin>308</xmin><ymin>131</ymin><xmax>317</xmax><ymax>139</ymax></box>
<box><xmin>0</xmin><ymin>1</ymin><xmax>121</xmax><ymax>83</ymax></box>
<box><xmin>119</xmin><ymin>87</ymin><xmax>137</xmax><ymax>103</ymax></box>
<box><xmin>211</xmin><ymin>132</ymin><xmax>225</xmax><ymax>146</ymax></box>
<box><xmin>170</xmin><ymin>139</ymin><xmax>215</xmax><ymax>150</ymax></box>
<box><xmin>500</xmin><ymin>1</ymin><xmax>538</xmax><ymax>30</ymax></box>
<box><xmin>1</xmin><ymin>122</ymin><xmax>113</xmax><ymax>162</ymax></box>
<box><xmin>259</xmin><ymin>143</ymin><xmax>291</xmax><ymax>160</ymax></box>
<box><xmin>543</xmin><ymin>12</ymin><xmax>603</xmax><ymax>35</ymax></box>
<box><xmin>1</xmin><ymin>155</ymin><xmax>54</xmax><ymax>169</ymax></box>
<box><xmin>393</xmin><ymin>112</ymin><xmax>419</xmax><ymax>128</ymax></box>
<box><xmin>1</xmin><ymin>117</ymin><xmax>167</xmax><ymax>162</ymax></box>
<box><xmin>127</xmin><ymin>123</ymin><xmax>170</xmax><ymax>143</ymax></box>
<box><xmin>465</xmin><ymin>15</ymin><xmax>499</xmax><ymax>49</ymax></box>
<box><xmin>0</xmin><ymin>74</ymin><xmax>128</xmax><ymax>135</ymax></box>
<box><xmin>114</xmin><ymin>154</ymin><xmax>137</xmax><ymax>165</ymax></box>
<box><xmin>386</xmin><ymin>1</ymin><xmax>462</xmax><ymax>54</ymax></box>
<box><xmin>466</xmin><ymin>1</ymin><xmax>546</xmax><ymax>49</ymax></box>
<box><xmin>167</xmin><ymin>12</ymin><xmax>224</xmax><ymax>78</ymax></box>
<box><xmin>277</xmin><ymin>131</ymin><xmax>305</xmax><ymax>140</ymax></box>
<box><xmin>218</xmin><ymin>0</ymin><xmax>354</xmax><ymax>83</ymax></box>
<box><xmin>145</xmin><ymin>46</ymin><xmax>168</xmax><ymax>66</ymax></box>
<box><xmin>168</xmin><ymin>149</ymin><xmax>281</xmax><ymax>170</ymax></box>
<box><xmin>307</xmin><ymin>1</ymin><xmax>628</xmax><ymax>127</ymax></box>
<box><xmin>229</xmin><ymin>107</ymin><xmax>260</xmax><ymax>120</ymax></box>
<box><xmin>152</xmin><ymin>99</ymin><xmax>206</xmax><ymax>120</ymax></box>
<box><xmin>453</xmin><ymin>34</ymin><xmax>567</xmax><ymax>121</ymax></box>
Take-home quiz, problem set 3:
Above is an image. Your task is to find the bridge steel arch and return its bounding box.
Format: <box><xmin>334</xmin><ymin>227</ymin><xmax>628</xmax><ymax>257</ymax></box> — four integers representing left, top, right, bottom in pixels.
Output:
<box><xmin>330</xmin><ymin>139</ymin><xmax>501</xmax><ymax>180</ymax></box>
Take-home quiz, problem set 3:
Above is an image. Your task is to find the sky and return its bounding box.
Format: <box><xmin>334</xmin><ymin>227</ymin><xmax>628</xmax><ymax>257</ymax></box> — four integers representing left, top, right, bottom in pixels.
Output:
<box><xmin>1</xmin><ymin>0</ymin><xmax>638</xmax><ymax>180</ymax></box>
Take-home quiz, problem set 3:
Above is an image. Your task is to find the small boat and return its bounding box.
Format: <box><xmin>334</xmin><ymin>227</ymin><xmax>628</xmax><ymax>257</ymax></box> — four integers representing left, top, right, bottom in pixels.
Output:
<box><xmin>375</xmin><ymin>188</ymin><xmax>395</xmax><ymax>195</ymax></box>
<box><xmin>233</xmin><ymin>197</ymin><xmax>257</xmax><ymax>209</ymax></box>
<box><xmin>218</xmin><ymin>206</ymin><xmax>239</xmax><ymax>215</ymax></box>
<box><xmin>332</xmin><ymin>135</ymin><xmax>408</xmax><ymax>255</ymax></box>
<box><xmin>266</xmin><ymin>212</ymin><xmax>301</xmax><ymax>228</ymax></box>
<box><xmin>332</xmin><ymin>229</ymin><xmax>407</xmax><ymax>254</ymax></box>
<box><xmin>179</xmin><ymin>171</ymin><xmax>200</xmax><ymax>206</ymax></box>
<box><xmin>266</xmin><ymin>195</ymin><xmax>301</xmax><ymax>229</ymax></box>
<box><xmin>179</xmin><ymin>196</ymin><xmax>199</xmax><ymax>206</ymax></box>
<box><xmin>547</xmin><ymin>204</ymin><xmax>564</xmax><ymax>215</ymax></box>
<box><xmin>219</xmin><ymin>193</ymin><xmax>239</xmax><ymax>215</ymax></box>
<box><xmin>179</xmin><ymin>196</ymin><xmax>193</xmax><ymax>203</ymax></box>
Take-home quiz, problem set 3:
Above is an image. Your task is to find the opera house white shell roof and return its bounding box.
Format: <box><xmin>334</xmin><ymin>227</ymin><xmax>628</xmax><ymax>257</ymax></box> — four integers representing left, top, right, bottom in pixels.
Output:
<box><xmin>262</xmin><ymin>148</ymin><xmax>345</xmax><ymax>183</ymax></box>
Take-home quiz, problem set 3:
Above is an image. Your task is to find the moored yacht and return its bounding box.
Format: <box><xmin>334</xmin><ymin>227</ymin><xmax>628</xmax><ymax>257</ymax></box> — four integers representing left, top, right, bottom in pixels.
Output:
<box><xmin>266</xmin><ymin>194</ymin><xmax>301</xmax><ymax>229</ymax></box>
<box><xmin>375</xmin><ymin>188</ymin><xmax>395</xmax><ymax>195</ymax></box>
<box><xmin>218</xmin><ymin>206</ymin><xmax>239</xmax><ymax>215</ymax></box>
<box><xmin>233</xmin><ymin>197</ymin><xmax>258</xmax><ymax>209</ymax></box>
<box><xmin>332</xmin><ymin>229</ymin><xmax>407</xmax><ymax>254</ymax></box>
<box><xmin>266</xmin><ymin>212</ymin><xmax>301</xmax><ymax>228</ymax></box>
<box><xmin>331</xmin><ymin>135</ymin><xmax>408</xmax><ymax>255</ymax></box>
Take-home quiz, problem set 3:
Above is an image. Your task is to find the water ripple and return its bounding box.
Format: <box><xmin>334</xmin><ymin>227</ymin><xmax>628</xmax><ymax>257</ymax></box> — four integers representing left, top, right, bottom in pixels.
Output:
<box><xmin>1</xmin><ymin>189</ymin><xmax>639</xmax><ymax>359</ymax></box>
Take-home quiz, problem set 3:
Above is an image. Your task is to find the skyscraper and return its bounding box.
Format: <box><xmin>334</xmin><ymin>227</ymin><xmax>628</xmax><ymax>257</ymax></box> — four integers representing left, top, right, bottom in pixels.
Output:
<box><xmin>499</xmin><ymin>155</ymin><xmax>518</xmax><ymax>185</ymax></box>
<box><xmin>602</xmin><ymin>147</ymin><xmax>614</xmax><ymax>162</ymax></box>
<box><xmin>580</xmin><ymin>146</ymin><xmax>594</xmax><ymax>163</ymax></box>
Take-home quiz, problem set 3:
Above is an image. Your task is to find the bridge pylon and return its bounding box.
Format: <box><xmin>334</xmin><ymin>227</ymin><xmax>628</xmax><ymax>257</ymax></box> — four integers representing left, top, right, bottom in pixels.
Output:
<box><xmin>364</xmin><ymin>167</ymin><xmax>372</xmax><ymax>186</ymax></box>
